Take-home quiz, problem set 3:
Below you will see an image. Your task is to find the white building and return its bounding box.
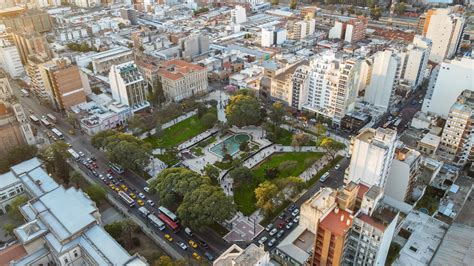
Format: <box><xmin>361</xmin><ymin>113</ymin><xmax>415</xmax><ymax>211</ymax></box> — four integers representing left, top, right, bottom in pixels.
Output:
<box><xmin>303</xmin><ymin>51</ymin><xmax>360</xmax><ymax>123</ymax></box>
<box><xmin>109</xmin><ymin>61</ymin><xmax>149</xmax><ymax>113</ymax></box>
<box><xmin>213</xmin><ymin>244</ymin><xmax>270</xmax><ymax>266</ymax></box>
<box><xmin>364</xmin><ymin>50</ymin><xmax>400</xmax><ymax>111</ymax></box>
<box><xmin>261</xmin><ymin>26</ymin><xmax>287</xmax><ymax>47</ymax></box>
<box><xmin>424</xmin><ymin>9</ymin><xmax>465</xmax><ymax>63</ymax></box>
<box><xmin>231</xmin><ymin>5</ymin><xmax>247</xmax><ymax>24</ymax></box>
<box><xmin>385</xmin><ymin>147</ymin><xmax>421</xmax><ymax>203</ymax></box>
<box><xmin>35</xmin><ymin>0</ymin><xmax>61</xmax><ymax>8</ymax></box>
<box><xmin>289</xmin><ymin>19</ymin><xmax>315</xmax><ymax>40</ymax></box>
<box><xmin>0</xmin><ymin>35</ymin><xmax>24</xmax><ymax>78</ymax></box>
<box><xmin>73</xmin><ymin>0</ymin><xmax>99</xmax><ymax>8</ymax></box>
<box><xmin>345</xmin><ymin>127</ymin><xmax>397</xmax><ymax>188</ymax></box>
<box><xmin>398</xmin><ymin>36</ymin><xmax>432</xmax><ymax>89</ymax></box>
<box><xmin>422</xmin><ymin>57</ymin><xmax>474</xmax><ymax>118</ymax></box>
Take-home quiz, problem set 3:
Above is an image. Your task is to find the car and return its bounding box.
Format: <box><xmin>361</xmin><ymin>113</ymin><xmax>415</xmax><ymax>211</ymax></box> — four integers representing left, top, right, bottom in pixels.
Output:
<box><xmin>285</xmin><ymin>222</ymin><xmax>294</xmax><ymax>230</ymax></box>
<box><xmin>114</xmin><ymin>187</ymin><xmax>120</xmax><ymax>192</ymax></box>
<box><xmin>269</xmin><ymin>228</ymin><xmax>278</xmax><ymax>236</ymax></box>
<box><xmin>129</xmin><ymin>193</ymin><xmax>137</xmax><ymax>199</ymax></box>
<box><xmin>267</xmin><ymin>238</ymin><xmax>276</xmax><ymax>247</ymax></box>
<box><xmin>106</xmin><ymin>168</ymin><xmax>113</xmax><ymax>174</ymax></box>
<box><xmin>411</xmin><ymin>99</ymin><xmax>417</xmax><ymax>105</ymax></box>
<box><xmin>204</xmin><ymin>252</ymin><xmax>214</xmax><ymax>261</ymax></box>
<box><xmin>99</xmin><ymin>175</ymin><xmax>105</xmax><ymax>181</ymax></box>
<box><xmin>86</xmin><ymin>158</ymin><xmax>93</xmax><ymax>164</ymax></box>
<box><xmin>258</xmin><ymin>236</ymin><xmax>268</xmax><ymax>245</ymax></box>
<box><xmin>143</xmin><ymin>187</ymin><xmax>150</xmax><ymax>193</ymax></box>
<box><xmin>106</xmin><ymin>173</ymin><xmax>113</xmax><ymax>180</ymax></box>
<box><xmin>164</xmin><ymin>234</ymin><xmax>173</xmax><ymax>242</ymax></box>
<box><xmin>287</xmin><ymin>204</ymin><xmax>297</xmax><ymax>212</ymax></box>
<box><xmin>146</xmin><ymin>200</ymin><xmax>155</xmax><ymax>207</ymax></box>
<box><xmin>120</xmin><ymin>184</ymin><xmax>128</xmax><ymax>191</ymax></box>
<box><xmin>334</xmin><ymin>164</ymin><xmax>340</xmax><ymax>170</ymax></box>
<box><xmin>90</xmin><ymin>156</ymin><xmax>96</xmax><ymax>161</ymax></box>
<box><xmin>285</xmin><ymin>217</ymin><xmax>292</xmax><ymax>223</ymax></box>
<box><xmin>185</xmin><ymin>227</ymin><xmax>193</xmax><ymax>236</ymax></box>
<box><xmin>66</xmin><ymin>142</ymin><xmax>72</xmax><ymax>148</ymax></box>
<box><xmin>92</xmin><ymin>162</ymin><xmax>98</xmax><ymax>169</ymax></box>
<box><xmin>320</xmin><ymin>172</ymin><xmax>329</xmax><ymax>182</ymax></box>
<box><xmin>92</xmin><ymin>170</ymin><xmax>98</xmax><ymax>177</ymax></box>
<box><xmin>188</xmin><ymin>240</ymin><xmax>198</xmax><ymax>249</ymax></box>
<box><xmin>113</xmin><ymin>180</ymin><xmax>120</xmax><ymax>185</ymax></box>
<box><xmin>137</xmin><ymin>199</ymin><xmax>144</xmax><ymax>206</ymax></box>
<box><xmin>200</xmin><ymin>240</ymin><xmax>208</xmax><ymax>249</ymax></box>
<box><xmin>265</xmin><ymin>224</ymin><xmax>274</xmax><ymax>232</ymax></box>
<box><xmin>419</xmin><ymin>100</ymin><xmax>423</xmax><ymax>104</ymax></box>
<box><xmin>279</xmin><ymin>213</ymin><xmax>286</xmax><ymax>220</ymax></box>
<box><xmin>276</xmin><ymin>230</ymin><xmax>285</xmax><ymax>238</ymax></box>
<box><xmin>178</xmin><ymin>242</ymin><xmax>188</xmax><ymax>250</ymax></box>
<box><xmin>138</xmin><ymin>193</ymin><xmax>145</xmax><ymax>199</ymax></box>
<box><xmin>192</xmin><ymin>252</ymin><xmax>201</xmax><ymax>261</ymax></box>
<box><xmin>109</xmin><ymin>184</ymin><xmax>116</xmax><ymax>190</ymax></box>
<box><xmin>78</xmin><ymin>151</ymin><xmax>85</xmax><ymax>157</ymax></box>
<box><xmin>278</xmin><ymin>221</ymin><xmax>286</xmax><ymax>229</ymax></box>
<box><xmin>293</xmin><ymin>216</ymin><xmax>300</xmax><ymax>224</ymax></box>
<box><xmin>292</xmin><ymin>209</ymin><xmax>300</xmax><ymax>217</ymax></box>
<box><xmin>28</xmin><ymin>109</ymin><xmax>34</xmax><ymax>114</ymax></box>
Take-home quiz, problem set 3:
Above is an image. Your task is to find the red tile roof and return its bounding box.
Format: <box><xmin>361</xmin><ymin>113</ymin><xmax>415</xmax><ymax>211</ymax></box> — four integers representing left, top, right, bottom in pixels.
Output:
<box><xmin>357</xmin><ymin>183</ymin><xmax>370</xmax><ymax>199</ymax></box>
<box><xmin>0</xmin><ymin>244</ymin><xmax>27</xmax><ymax>265</ymax></box>
<box><xmin>158</xmin><ymin>59</ymin><xmax>205</xmax><ymax>81</ymax></box>
<box><xmin>319</xmin><ymin>208</ymin><xmax>353</xmax><ymax>237</ymax></box>
<box><xmin>358</xmin><ymin>213</ymin><xmax>386</xmax><ymax>232</ymax></box>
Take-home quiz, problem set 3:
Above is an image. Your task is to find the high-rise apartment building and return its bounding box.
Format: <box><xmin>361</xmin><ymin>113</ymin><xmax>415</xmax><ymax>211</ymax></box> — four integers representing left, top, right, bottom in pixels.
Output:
<box><xmin>0</xmin><ymin>9</ymin><xmax>52</xmax><ymax>33</ymax></box>
<box><xmin>179</xmin><ymin>34</ymin><xmax>209</xmax><ymax>59</ymax></box>
<box><xmin>303</xmin><ymin>51</ymin><xmax>360</xmax><ymax>124</ymax></box>
<box><xmin>40</xmin><ymin>58</ymin><xmax>87</xmax><ymax>111</ymax></box>
<box><xmin>290</xmin><ymin>64</ymin><xmax>310</xmax><ymax>110</ymax></box>
<box><xmin>11</xmin><ymin>30</ymin><xmax>52</xmax><ymax>64</ymax></box>
<box><xmin>329</xmin><ymin>16</ymin><xmax>367</xmax><ymax>43</ymax></box>
<box><xmin>385</xmin><ymin>147</ymin><xmax>421</xmax><ymax>203</ymax></box>
<box><xmin>25</xmin><ymin>54</ymin><xmax>51</xmax><ymax>103</ymax></box>
<box><xmin>261</xmin><ymin>26</ymin><xmax>287</xmax><ymax>47</ymax></box>
<box><xmin>422</xmin><ymin>57</ymin><xmax>473</xmax><ymax>118</ymax></box>
<box><xmin>398</xmin><ymin>35</ymin><xmax>432</xmax><ymax>89</ymax></box>
<box><xmin>364</xmin><ymin>50</ymin><xmax>400</xmax><ymax>111</ymax></box>
<box><xmin>0</xmin><ymin>34</ymin><xmax>24</xmax><ymax>78</ymax></box>
<box><xmin>109</xmin><ymin>61</ymin><xmax>149</xmax><ymax>113</ymax></box>
<box><xmin>343</xmin><ymin>186</ymin><xmax>399</xmax><ymax>266</ymax></box>
<box><xmin>231</xmin><ymin>5</ymin><xmax>247</xmax><ymax>24</ymax></box>
<box><xmin>157</xmin><ymin>59</ymin><xmax>208</xmax><ymax>102</ymax></box>
<box><xmin>438</xmin><ymin>90</ymin><xmax>474</xmax><ymax>166</ymax></box>
<box><xmin>345</xmin><ymin>127</ymin><xmax>397</xmax><ymax>188</ymax></box>
<box><xmin>0</xmin><ymin>101</ymin><xmax>35</xmax><ymax>157</ymax></box>
<box><xmin>421</xmin><ymin>8</ymin><xmax>465</xmax><ymax>63</ymax></box>
<box><xmin>288</xmin><ymin>18</ymin><xmax>315</xmax><ymax>40</ymax></box>
<box><xmin>269</xmin><ymin>60</ymin><xmax>307</xmax><ymax>106</ymax></box>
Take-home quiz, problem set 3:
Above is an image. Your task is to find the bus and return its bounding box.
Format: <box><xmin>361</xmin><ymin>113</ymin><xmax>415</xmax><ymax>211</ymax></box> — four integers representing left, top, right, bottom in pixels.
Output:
<box><xmin>47</xmin><ymin>114</ymin><xmax>57</xmax><ymax>124</ymax></box>
<box><xmin>20</xmin><ymin>89</ymin><xmax>29</xmax><ymax>97</ymax></box>
<box><xmin>51</xmin><ymin>128</ymin><xmax>64</xmax><ymax>140</ymax></box>
<box><xmin>29</xmin><ymin>115</ymin><xmax>40</xmax><ymax>125</ymax></box>
<box><xmin>110</xmin><ymin>163</ymin><xmax>124</xmax><ymax>174</ymax></box>
<box><xmin>158</xmin><ymin>212</ymin><xmax>179</xmax><ymax>232</ymax></box>
<box><xmin>67</xmin><ymin>148</ymin><xmax>80</xmax><ymax>161</ymax></box>
<box><xmin>158</xmin><ymin>206</ymin><xmax>178</xmax><ymax>222</ymax></box>
<box><xmin>138</xmin><ymin>207</ymin><xmax>151</xmax><ymax>217</ymax></box>
<box><xmin>41</xmin><ymin>119</ymin><xmax>52</xmax><ymax>128</ymax></box>
<box><xmin>382</xmin><ymin>120</ymin><xmax>392</xmax><ymax>128</ymax></box>
<box><xmin>118</xmin><ymin>191</ymin><xmax>135</xmax><ymax>207</ymax></box>
<box><xmin>148</xmin><ymin>214</ymin><xmax>166</xmax><ymax>231</ymax></box>
<box><xmin>393</xmin><ymin>118</ymin><xmax>402</xmax><ymax>128</ymax></box>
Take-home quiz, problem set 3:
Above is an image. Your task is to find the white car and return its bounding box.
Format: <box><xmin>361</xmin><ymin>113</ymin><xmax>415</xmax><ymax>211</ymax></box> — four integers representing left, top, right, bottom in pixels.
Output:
<box><xmin>143</xmin><ymin>187</ymin><xmax>150</xmax><ymax>193</ymax></box>
<box><xmin>138</xmin><ymin>193</ymin><xmax>146</xmax><ymax>199</ymax></box>
<box><xmin>178</xmin><ymin>242</ymin><xmax>188</xmax><ymax>250</ymax></box>
<box><xmin>267</xmin><ymin>238</ymin><xmax>276</xmax><ymax>247</ymax></box>
<box><xmin>78</xmin><ymin>151</ymin><xmax>85</xmax><ymax>157</ymax></box>
<box><xmin>334</xmin><ymin>164</ymin><xmax>340</xmax><ymax>170</ymax></box>
<box><xmin>258</xmin><ymin>236</ymin><xmax>268</xmax><ymax>245</ymax></box>
<box><xmin>147</xmin><ymin>200</ymin><xmax>155</xmax><ymax>207</ymax></box>
<box><xmin>98</xmin><ymin>174</ymin><xmax>105</xmax><ymax>181</ymax></box>
<box><xmin>106</xmin><ymin>173</ymin><xmax>113</xmax><ymax>180</ymax></box>
<box><xmin>291</xmin><ymin>209</ymin><xmax>300</xmax><ymax>217</ymax></box>
<box><xmin>269</xmin><ymin>228</ymin><xmax>278</xmax><ymax>236</ymax></box>
<box><xmin>285</xmin><ymin>222</ymin><xmax>293</xmax><ymax>230</ymax></box>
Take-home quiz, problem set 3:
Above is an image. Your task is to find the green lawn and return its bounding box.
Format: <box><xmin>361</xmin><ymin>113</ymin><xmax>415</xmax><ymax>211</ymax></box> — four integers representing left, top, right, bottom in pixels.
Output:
<box><xmin>155</xmin><ymin>152</ymin><xmax>179</xmax><ymax>166</ymax></box>
<box><xmin>145</xmin><ymin>115</ymin><xmax>207</xmax><ymax>148</ymax></box>
<box><xmin>234</xmin><ymin>152</ymin><xmax>323</xmax><ymax>215</ymax></box>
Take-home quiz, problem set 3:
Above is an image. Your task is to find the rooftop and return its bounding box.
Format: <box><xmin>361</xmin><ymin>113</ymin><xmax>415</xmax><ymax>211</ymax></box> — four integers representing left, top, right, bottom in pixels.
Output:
<box><xmin>357</xmin><ymin>206</ymin><xmax>398</xmax><ymax>232</ymax></box>
<box><xmin>233</xmin><ymin>244</ymin><xmax>268</xmax><ymax>265</ymax></box>
<box><xmin>319</xmin><ymin>208</ymin><xmax>353</xmax><ymax>237</ymax></box>
<box><xmin>0</xmin><ymin>244</ymin><xmax>27</xmax><ymax>265</ymax></box>
<box><xmin>158</xmin><ymin>59</ymin><xmax>205</xmax><ymax>81</ymax></box>
<box><xmin>276</xmin><ymin>226</ymin><xmax>314</xmax><ymax>265</ymax></box>
<box><xmin>431</xmin><ymin>223</ymin><xmax>474</xmax><ymax>265</ymax></box>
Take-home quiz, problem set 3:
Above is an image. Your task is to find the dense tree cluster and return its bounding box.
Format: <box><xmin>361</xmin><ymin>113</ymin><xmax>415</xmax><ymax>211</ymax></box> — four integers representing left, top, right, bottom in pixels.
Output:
<box><xmin>225</xmin><ymin>90</ymin><xmax>262</xmax><ymax>127</ymax></box>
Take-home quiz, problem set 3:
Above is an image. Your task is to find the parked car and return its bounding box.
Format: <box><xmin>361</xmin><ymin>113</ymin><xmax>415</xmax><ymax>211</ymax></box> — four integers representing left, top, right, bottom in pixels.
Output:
<box><xmin>267</xmin><ymin>238</ymin><xmax>276</xmax><ymax>247</ymax></box>
<box><xmin>164</xmin><ymin>234</ymin><xmax>173</xmax><ymax>242</ymax></box>
<box><xmin>143</xmin><ymin>187</ymin><xmax>150</xmax><ymax>193</ymax></box>
<box><xmin>269</xmin><ymin>228</ymin><xmax>278</xmax><ymax>236</ymax></box>
<box><xmin>291</xmin><ymin>209</ymin><xmax>300</xmax><ymax>217</ymax></box>
<box><xmin>265</xmin><ymin>224</ymin><xmax>274</xmax><ymax>232</ymax></box>
<box><xmin>138</xmin><ymin>193</ymin><xmax>145</xmax><ymax>199</ymax></box>
<box><xmin>188</xmin><ymin>240</ymin><xmax>198</xmax><ymax>249</ymax></box>
<box><xmin>285</xmin><ymin>222</ymin><xmax>294</xmax><ymax>229</ymax></box>
<box><xmin>147</xmin><ymin>200</ymin><xmax>155</xmax><ymax>207</ymax></box>
<box><xmin>258</xmin><ymin>236</ymin><xmax>268</xmax><ymax>245</ymax></box>
<box><xmin>204</xmin><ymin>252</ymin><xmax>214</xmax><ymax>261</ymax></box>
<box><xmin>178</xmin><ymin>242</ymin><xmax>188</xmax><ymax>250</ymax></box>
<box><xmin>276</xmin><ymin>230</ymin><xmax>284</xmax><ymax>238</ymax></box>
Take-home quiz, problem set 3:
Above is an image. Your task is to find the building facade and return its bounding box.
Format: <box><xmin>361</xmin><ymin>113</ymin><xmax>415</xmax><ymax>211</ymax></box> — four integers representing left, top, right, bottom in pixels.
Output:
<box><xmin>0</xmin><ymin>34</ymin><xmax>24</xmax><ymax>78</ymax></box>
<box><xmin>398</xmin><ymin>36</ymin><xmax>432</xmax><ymax>89</ymax></box>
<box><xmin>385</xmin><ymin>147</ymin><xmax>421</xmax><ymax>203</ymax></box>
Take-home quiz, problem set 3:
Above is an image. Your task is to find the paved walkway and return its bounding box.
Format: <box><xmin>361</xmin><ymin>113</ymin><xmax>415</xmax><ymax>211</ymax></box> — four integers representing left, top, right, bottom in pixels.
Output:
<box><xmin>199</xmin><ymin>90</ymin><xmax>230</xmax><ymax>123</ymax></box>
<box><xmin>177</xmin><ymin>128</ymin><xmax>218</xmax><ymax>150</ymax></box>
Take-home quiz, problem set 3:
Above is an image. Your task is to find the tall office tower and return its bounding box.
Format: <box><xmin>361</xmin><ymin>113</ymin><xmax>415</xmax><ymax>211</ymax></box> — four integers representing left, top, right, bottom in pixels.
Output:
<box><xmin>345</xmin><ymin>127</ymin><xmax>397</xmax><ymax>188</ymax></box>
<box><xmin>109</xmin><ymin>61</ymin><xmax>149</xmax><ymax>113</ymax></box>
<box><xmin>363</xmin><ymin>50</ymin><xmax>400</xmax><ymax>111</ymax></box>
<box><xmin>385</xmin><ymin>147</ymin><xmax>421</xmax><ymax>203</ymax></box>
<box><xmin>343</xmin><ymin>186</ymin><xmax>399</xmax><ymax>266</ymax></box>
<box><xmin>40</xmin><ymin>58</ymin><xmax>87</xmax><ymax>111</ymax></box>
<box><xmin>303</xmin><ymin>51</ymin><xmax>360</xmax><ymax>124</ymax></box>
<box><xmin>422</xmin><ymin>57</ymin><xmax>473</xmax><ymax>118</ymax></box>
<box><xmin>0</xmin><ymin>34</ymin><xmax>24</xmax><ymax>78</ymax></box>
<box><xmin>398</xmin><ymin>35</ymin><xmax>432</xmax><ymax>90</ymax></box>
<box><xmin>11</xmin><ymin>30</ymin><xmax>52</xmax><ymax>64</ymax></box>
<box><xmin>231</xmin><ymin>5</ymin><xmax>247</xmax><ymax>24</ymax></box>
<box><xmin>421</xmin><ymin>8</ymin><xmax>465</xmax><ymax>63</ymax></box>
<box><xmin>438</xmin><ymin>90</ymin><xmax>474</xmax><ymax>166</ymax></box>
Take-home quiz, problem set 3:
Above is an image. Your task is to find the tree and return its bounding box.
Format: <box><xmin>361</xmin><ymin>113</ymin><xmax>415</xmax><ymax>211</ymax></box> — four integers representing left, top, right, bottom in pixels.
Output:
<box><xmin>366</xmin><ymin>0</ymin><xmax>376</xmax><ymax>8</ymax></box>
<box><xmin>204</xmin><ymin>164</ymin><xmax>220</xmax><ymax>183</ymax></box>
<box><xmin>347</xmin><ymin>6</ymin><xmax>355</xmax><ymax>15</ymax></box>
<box><xmin>128</xmin><ymin>116</ymin><xmax>146</xmax><ymax>136</ymax></box>
<box><xmin>229</xmin><ymin>166</ymin><xmax>253</xmax><ymax>183</ymax></box>
<box><xmin>122</xmin><ymin>219</ymin><xmax>139</xmax><ymax>249</ymax></box>
<box><xmin>268</xmin><ymin>102</ymin><xmax>285</xmax><ymax>128</ymax></box>
<box><xmin>271</xmin><ymin>0</ymin><xmax>279</xmax><ymax>6</ymax></box>
<box><xmin>91</xmin><ymin>86</ymin><xmax>101</xmax><ymax>94</ymax></box>
<box><xmin>41</xmin><ymin>141</ymin><xmax>71</xmax><ymax>185</ymax></box>
<box><xmin>154</xmin><ymin>256</ymin><xmax>174</xmax><ymax>266</ymax></box>
<box><xmin>8</xmin><ymin>195</ymin><xmax>28</xmax><ymax>221</ymax></box>
<box><xmin>0</xmin><ymin>144</ymin><xmax>37</xmax><ymax>173</ymax></box>
<box><xmin>289</xmin><ymin>0</ymin><xmax>297</xmax><ymax>9</ymax></box>
<box><xmin>277</xmin><ymin>160</ymin><xmax>298</xmax><ymax>176</ymax></box>
<box><xmin>3</xmin><ymin>223</ymin><xmax>15</xmax><ymax>237</ymax></box>
<box><xmin>239</xmin><ymin>141</ymin><xmax>249</xmax><ymax>151</ymax></box>
<box><xmin>200</xmin><ymin>112</ymin><xmax>217</xmax><ymax>129</ymax></box>
<box><xmin>291</xmin><ymin>133</ymin><xmax>311</xmax><ymax>150</ymax></box>
<box><xmin>460</xmin><ymin>43</ymin><xmax>472</xmax><ymax>54</ymax></box>
<box><xmin>66</xmin><ymin>113</ymin><xmax>78</xmax><ymax>128</ymax></box>
<box><xmin>265</xmin><ymin>167</ymin><xmax>279</xmax><ymax>179</ymax></box>
<box><xmin>177</xmin><ymin>184</ymin><xmax>235</xmax><ymax>231</ymax></box>
<box><xmin>283</xmin><ymin>176</ymin><xmax>305</xmax><ymax>196</ymax></box>
<box><xmin>69</xmin><ymin>170</ymin><xmax>83</xmax><ymax>188</ymax></box>
<box><xmin>149</xmin><ymin>168</ymin><xmax>210</xmax><ymax>206</ymax></box>
<box><xmin>104</xmin><ymin>221</ymin><xmax>124</xmax><ymax>239</ymax></box>
<box><xmin>155</xmin><ymin>122</ymin><xmax>163</xmax><ymax>137</ymax></box>
<box><xmin>255</xmin><ymin>181</ymin><xmax>278</xmax><ymax>214</ymax></box>
<box><xmin>394</xmin><ymin>3</ymin><xmax>406</xmax><ymax>16</ymax></box>
<box><xmin>320</xmin><ymin>137</ymin><xmax>345</xmax><ymax>160</ymax></box>
<box><xmin>217</xmin><ymin>121</ymin><xmax>230</xmax><ymax>135</ymax></box>
<box><xmin>225</xmin><ymin>94</ymin><xmax>261</xmax><ymax>127</ymax></box>
<box><xmin>118</xmin><ymin>22</ymin><xmax>126</xmax><ymax>29</ymax></box>
<box><xmin>85</xmin><ymin>184</ymin><xmax>107</xmax><ymax>204</ymax></box>
<box><xmin>314</xmin><ymin>123</ymin><xmax>327</xmax><ymax>136</ymax></box>
<box><xmin>370</xmin><ymin>6</ymin><xmax>382</xmax><ymax>21</ymax></box>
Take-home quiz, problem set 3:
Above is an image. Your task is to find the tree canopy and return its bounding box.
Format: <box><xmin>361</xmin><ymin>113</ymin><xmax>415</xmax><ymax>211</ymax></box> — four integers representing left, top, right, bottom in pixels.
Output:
<box><xmin>0</xmin><ymin>145</ymin><xmax>37</xmax><ymax>173</ymax></box>
<box><xmin>177</xmin><ymin>184</ymin><xmax>235</xmax><ymax>230</ymax></box>
<box><xmin>85</xmin><ymin>184</ymin><xmax>107</xmax><ymax>204</ymax></box>
<box><xmin>225</xmin><ymin>94</ymin><xmax>262</xmax><ymax>127</ymax></box>
<box><xmin>8</xmin><ymin>195</ymin><xmax>28</xmax><ymax>221</ymax></box>
<box><xmin>255</xmin><ymin>181</ymin><xmax>278</xmax><ymax>214</ymax></box>
<box><xmin>320</xmin><ymin>137</ymin><xmax>345</xmax><ymax>160</ymax></box>
<box><xmin>40</xmin><ymin>141</ymin><xmax>71</xmax><ymax>185</ymax></box>
<box><xmin>229</xmin><ymin>166</ymin><xmax>253</xmax><ymax>184</ymax></box>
